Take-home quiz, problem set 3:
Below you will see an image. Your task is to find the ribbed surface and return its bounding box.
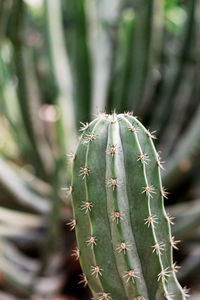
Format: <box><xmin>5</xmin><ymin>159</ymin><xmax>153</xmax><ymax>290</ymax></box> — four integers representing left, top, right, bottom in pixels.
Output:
<box><xmin>71</xmin><ymin>113</ymin><xmax>185</xmax><ymax>300</ymax></box>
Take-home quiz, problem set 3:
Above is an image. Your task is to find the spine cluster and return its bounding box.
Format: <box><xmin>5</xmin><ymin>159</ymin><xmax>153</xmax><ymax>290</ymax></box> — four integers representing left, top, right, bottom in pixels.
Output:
<box><xmin>70</xmin><ymin>113</ymin><xmax>186</xmax><ymax>300</ymax></box>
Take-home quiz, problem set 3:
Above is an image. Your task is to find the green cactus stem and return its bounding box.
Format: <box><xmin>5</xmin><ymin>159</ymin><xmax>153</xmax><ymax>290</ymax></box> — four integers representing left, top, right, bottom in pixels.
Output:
<box><xmin>71</xmin><ymin>112</ymin><xmax>187</xmax><ymax>300</ymax></box>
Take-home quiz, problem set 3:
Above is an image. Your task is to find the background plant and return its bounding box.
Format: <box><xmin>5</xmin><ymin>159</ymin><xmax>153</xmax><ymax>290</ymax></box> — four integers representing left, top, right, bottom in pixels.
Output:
<box><xmin>0</xmin><ymin>0</ymin><xmax>200</xmax><ymax>299</ymax></box>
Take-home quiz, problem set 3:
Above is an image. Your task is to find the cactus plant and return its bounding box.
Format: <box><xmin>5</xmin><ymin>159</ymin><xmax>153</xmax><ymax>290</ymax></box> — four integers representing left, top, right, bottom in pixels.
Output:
<box><xmin>71</xmin><ymin>112</ymin><xmax>187</xmax><ymax>300</ymax></box>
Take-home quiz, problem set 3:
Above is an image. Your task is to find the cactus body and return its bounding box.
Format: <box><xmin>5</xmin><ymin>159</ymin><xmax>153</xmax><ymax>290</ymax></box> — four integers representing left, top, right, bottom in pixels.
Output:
<box><xmin>71</xmin><ymin>113</ymin><xmax>186</xmax><ymax>300</ymax></box>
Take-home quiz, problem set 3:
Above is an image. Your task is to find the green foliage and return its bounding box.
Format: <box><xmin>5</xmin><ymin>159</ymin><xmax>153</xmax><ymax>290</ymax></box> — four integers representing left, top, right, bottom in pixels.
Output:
<box><xmin>71</xmin><ymin>113</ymin><xmax>185</xmax><ymax>300</ymax></box>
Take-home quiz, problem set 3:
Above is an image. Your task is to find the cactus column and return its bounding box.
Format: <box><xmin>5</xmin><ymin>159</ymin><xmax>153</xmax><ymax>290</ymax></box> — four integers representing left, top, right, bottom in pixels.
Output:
<box><xmin>71</xmin><ymin>113</ymin><xmax>186</xmax><ymax>300</ymax></box>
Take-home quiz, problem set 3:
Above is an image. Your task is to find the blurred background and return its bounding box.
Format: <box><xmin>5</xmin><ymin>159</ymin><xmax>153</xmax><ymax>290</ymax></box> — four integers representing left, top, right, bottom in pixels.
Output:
<box><xmin>0</xmin><ymin>0</ymin><xmax>200</xmax><ymax>299</ymax></box>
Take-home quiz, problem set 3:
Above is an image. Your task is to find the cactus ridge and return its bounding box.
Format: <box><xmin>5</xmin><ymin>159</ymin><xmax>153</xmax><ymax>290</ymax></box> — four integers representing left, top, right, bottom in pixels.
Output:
<box><xmin>71</xmin><ymin>113</ymin><xmax>186</xmax><ymax>300</ymax></box>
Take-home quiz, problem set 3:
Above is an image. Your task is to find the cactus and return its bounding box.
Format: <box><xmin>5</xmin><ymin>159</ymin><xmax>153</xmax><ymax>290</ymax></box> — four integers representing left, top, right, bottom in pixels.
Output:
<box><xmin>71</xmin><ymin>112</ymin><xmax>186</xmax><ymax>300</ymax></box>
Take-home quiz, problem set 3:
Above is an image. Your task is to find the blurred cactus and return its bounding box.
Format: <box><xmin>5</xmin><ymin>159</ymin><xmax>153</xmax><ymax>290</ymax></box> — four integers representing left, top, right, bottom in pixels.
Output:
<box><xmin>0</xmin><ymin>0</ymin><xmax>200</xmax><ymax>298</ymax></box>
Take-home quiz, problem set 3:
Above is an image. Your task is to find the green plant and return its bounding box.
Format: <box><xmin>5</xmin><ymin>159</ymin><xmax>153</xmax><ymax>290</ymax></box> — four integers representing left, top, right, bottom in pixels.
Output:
<box><xmin>0</xmin><ymin>0</ymin><xmax>199</xmax><ymax>298</ymax></box>
<box><xmin>71</xmin><ymin>112</ymin><xmax>187</xmax><ymax>300</ymax></box>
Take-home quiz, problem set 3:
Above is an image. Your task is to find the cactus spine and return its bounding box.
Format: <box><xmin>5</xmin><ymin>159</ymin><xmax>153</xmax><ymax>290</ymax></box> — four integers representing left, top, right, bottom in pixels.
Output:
<box><xmin>71</xmin><ymin>113</ymin><xmax>186</xmax><ymax>300</ymax></box>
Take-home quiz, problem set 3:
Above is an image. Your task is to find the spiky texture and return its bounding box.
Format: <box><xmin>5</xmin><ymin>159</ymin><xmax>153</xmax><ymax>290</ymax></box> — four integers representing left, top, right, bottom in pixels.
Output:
<box><xmin>71</xmin><ymin>113</ymin><xmax>186</xmax><ymax>300</ymax></box>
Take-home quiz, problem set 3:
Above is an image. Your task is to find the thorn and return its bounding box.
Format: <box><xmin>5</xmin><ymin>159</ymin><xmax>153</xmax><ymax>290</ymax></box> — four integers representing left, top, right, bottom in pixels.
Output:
<box><xmin>156</xmin><ymin>152</ymin><xmax>165</xmax><ymax>170</ymax></box>
<box><xmin>81</xmin><ymin>201</ymin><xmax>93</xmax><ymax>213</ymax></box>
<box><xmin>66</xmin><ymin>219</ymin><xmax>76</xmax><ymax>231</ymax></box>
<box><xmin>166</xmin><ymin>213</ymin><xmax>175</xmax><ymax>225</ymax></box>
<box><xmin>137</xmin><ymin>153</ymin><xmax>150</xmax><ymax>165</ymax></box>
<box><xmin>93</xmin><ymin>110</ymin><xmax>103</xmax><ymax>118</ymax></box>
<box><xmin>129</xmin><ymin>125</ymin><xmax>136</xmax><ymax>133</ymax></box>
<box><xmin>111</xmin><ymin>111</ymin><xmax>117</xmax><ymax>124</ymax></box>
<box><xmin>78</xmin><ymin>273</ymin><xmax>88</xmax><ymax>287</ymax></box>
<box><xmin>82</xmin><ymin>132</ymin><xmax>96</xmax><ymax>144</ymax></box>
<box><xmin>144</xmin><ymin>215</ymin><xmax>158</xmax><ymax>227</ymax></box>
<box><xmin>86</xmin><ymin>236</ymin><xmax>97</xmax><ymax>248</ymax></box>
<box><xmin>66</xmin><ymin>152</ymin><xmax>76</xmax><ymax>161</ymax></box>
<box><xmin>182</xmin><ymin>286</ymin><xmax>190</xmax><ymax>298</ymax></box>
<box><xmin>110</xmin><ymin>146</ymin><xmax>116</xmax><ymax>155</ymax></box>
<box><xmin>94</xmin><ymin>109</ymin><xmax>109</xmax><ymax>119</ymax></box>
<box><xmin>161</xmin><ymin>187</ymin><xmax>169</xmax><ymax>199</ymax></box>
<box><xmin>164</xmin><ymin>292</ymin><xmax>174</xmax><ymax>299</ymax></box>
<box><xmin>123</xmin><ymin>270</ymin><xmax>140</xmax><ymax>283</ymax></box>
<box><xmin>109</xmin><ymin>145</ymin><xmax>117</xmax><ymax>156</ymax></box>
<box><xmin>62</xmin><ymin>185</ymin><xmax>73</xmax><ymax>194</ymax></box>
<box><xmin>71</xmin><ymin>247</ymin><xmax>80</xmax><ymax>260</ymax></box>
<box><xmin>142</xmin><ymin>185</ymin><xmax>156</xmax><ymax>198</ymax></box>
<box><xmin>171</xmin><ymin>236</ymin><xmax>181</xmax><ymax>250</ymax></box>
<box><xmin>80</xmin><ymin>121</ymin><xmax>90</xmax><ymax>131</ymax></box>
<box><xmin>157</xmin><ymin>267</ymin><xmax>171</xmax><ymax>282</ymax></box>
<box><xmin>111</xmin><ymin>211</ymin><xmax>123</xmax><ymax>224</ymax></box>
<box><xmin>152</xmin><ymin>242</ymin><xmax>165</xmax><ymax>255</ymax></box>
<box><xmin>157</xmin><ymin>159</ymin><xmax>165</xmax><ymax>170</ymax></box>
<box><xmin>97</xmin><ymin>292</ymin><xmax>112</xmax><ymax>300</ymax></box>
<box><xmin>91</xmin><ymin>265</ymin><xmax>103</xmax><ymax>278</ymax></box>
<box><xmin>124</xmin><ymin>111</ymin><xmax>133</xmax><ymax>117</ymax></box>
<box><xmin>111</xmin><ymin>178</ymin><xmax>117</xmax><ymax>190</ymax></box>
<box><xmin>116</xmin><ymin>242</ymin><xmax>130</xmax><ymax>254</ymax></box>
<box><xmin>101</xmin><ymin>112</ymin><xmax>109</xmax><ymax>119</ymax></box>
<box><xmin>171</xmin><ymin>262</ymin><xmax>181</xmax><ymax>273</ymax></box>
<box><xmin>146</xmin><ymin>129</ymin><xmax>157</xmax><ymax>139</ymax></box>
<box><xmin>79</xmin><ymin>166</ymin><xmax>90</xmax><ymax>179</ymax></box>
<box><xmin>106</xmin><ymin>178</ymin><xmax>119</xmax><ymax>190</ymax></box>
<box><xmin>106</xmin><ymin>144</ymin><xmax>120</xmax><ymax>156</ymax></box>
